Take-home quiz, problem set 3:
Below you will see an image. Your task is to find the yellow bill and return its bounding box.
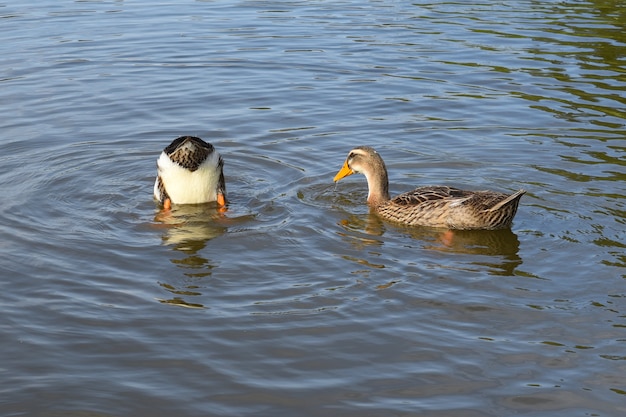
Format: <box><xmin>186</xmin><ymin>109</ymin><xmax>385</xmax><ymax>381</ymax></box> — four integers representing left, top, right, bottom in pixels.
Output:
<box><xmin>333</xmin><ymin>161</ymin><xmax>354</xmax><ymax>182</ymax></box>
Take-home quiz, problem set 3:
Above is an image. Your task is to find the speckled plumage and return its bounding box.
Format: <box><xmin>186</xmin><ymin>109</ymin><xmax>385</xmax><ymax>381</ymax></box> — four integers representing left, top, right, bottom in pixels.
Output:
<box><xmin>153</xmin><ymin>136</ymin><xmax>226</xmax><ymax>207</ymax></box>
<box><xmin>334</xmin><ymin>146</ymin><xmax>525</xmax><ymax>230</ymax></box>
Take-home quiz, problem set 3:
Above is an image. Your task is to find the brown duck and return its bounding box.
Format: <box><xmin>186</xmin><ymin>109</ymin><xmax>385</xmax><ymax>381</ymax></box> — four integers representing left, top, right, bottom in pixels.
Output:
<box><xmin>333</xmin><ymin>146</ymin><xmax>525</xmax><ymax>230</ymax></box>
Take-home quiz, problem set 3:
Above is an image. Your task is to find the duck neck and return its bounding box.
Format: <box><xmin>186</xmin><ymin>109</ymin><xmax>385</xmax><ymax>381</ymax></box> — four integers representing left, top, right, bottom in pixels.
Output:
<box><xmin>365</xmin><ymin>167</ymin><xmax>390</xmax><ymax>207</ymax></box>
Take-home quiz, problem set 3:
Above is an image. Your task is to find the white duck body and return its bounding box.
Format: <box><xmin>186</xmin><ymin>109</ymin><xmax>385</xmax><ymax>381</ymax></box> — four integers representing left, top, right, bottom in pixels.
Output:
<box><xmin>153</xmin><ymin>136</ymin><xmax>226</xmax><ymax>207</ymax></box>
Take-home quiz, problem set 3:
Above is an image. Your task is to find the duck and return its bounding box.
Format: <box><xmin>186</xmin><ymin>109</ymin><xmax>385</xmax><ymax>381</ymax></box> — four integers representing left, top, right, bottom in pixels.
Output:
<box><xmin>153</xmin><ymin>136</ymin><xmax>226</xmax><ymax>210</ymax></box>
<box><xmin>333</xmin><ymin>146</ymin><xmax>525</xmax><ymax>230</ymax></box>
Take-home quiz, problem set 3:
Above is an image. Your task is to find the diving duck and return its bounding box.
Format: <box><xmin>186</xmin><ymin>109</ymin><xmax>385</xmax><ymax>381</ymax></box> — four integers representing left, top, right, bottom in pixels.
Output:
<box><xmin>333</xmin><ymin>146</ymin><xmax>525</xmax><ymax>230</ymax></box>
<box><xmin>153</xmin><ymin>136</ymin><xmax>226</xmax><ymax>210</ymax></box>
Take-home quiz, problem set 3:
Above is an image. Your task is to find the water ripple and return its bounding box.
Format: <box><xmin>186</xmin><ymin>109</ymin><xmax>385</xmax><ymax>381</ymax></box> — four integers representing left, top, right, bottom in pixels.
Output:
<box><xmin>1</xmin><ymin>1</ymin><xmax>625</xmax><ymax>416</ymax></box>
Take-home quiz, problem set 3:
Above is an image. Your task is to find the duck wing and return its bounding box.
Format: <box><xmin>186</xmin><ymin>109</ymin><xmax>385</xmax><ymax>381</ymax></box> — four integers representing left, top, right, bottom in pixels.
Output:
<box><xmin>392</xmin><ymin>186</ymin><xmax>474</xmax><ymax>206</ymax></box>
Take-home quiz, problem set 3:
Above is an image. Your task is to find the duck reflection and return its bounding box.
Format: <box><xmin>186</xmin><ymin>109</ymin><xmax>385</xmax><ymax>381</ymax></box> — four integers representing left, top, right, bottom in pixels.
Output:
<box><xmin>154</xmin><ymin>203</ymin><xmax>227</xmax><ymax>247</ymax></box>
<box><xmin>338</xmin><ymin>211</ymin><xmax>523</xmax><ymax>276</ymax></box>
<box><xmin>154</xmin><ymin>203</ymin><xmax>226</xmax><ymax>309</ymax></box>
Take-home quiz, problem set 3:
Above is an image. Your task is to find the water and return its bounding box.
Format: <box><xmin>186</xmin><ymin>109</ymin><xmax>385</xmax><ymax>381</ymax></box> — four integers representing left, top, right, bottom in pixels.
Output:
<box><xmin>1</xmin><ymin>1</ymin><xmax>625</xmax><ymax>416</ymax></box>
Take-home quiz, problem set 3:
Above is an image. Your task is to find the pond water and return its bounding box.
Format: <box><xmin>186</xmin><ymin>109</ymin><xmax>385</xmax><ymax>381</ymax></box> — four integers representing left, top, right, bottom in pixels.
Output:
<box><xmin>1</xmin><ymin>1</ymin><xmax>625</xmax><ymax>416</ymax></box>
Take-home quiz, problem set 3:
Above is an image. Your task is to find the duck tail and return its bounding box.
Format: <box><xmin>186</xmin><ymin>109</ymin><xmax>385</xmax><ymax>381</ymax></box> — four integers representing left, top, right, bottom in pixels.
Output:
<box><xmin>486</xmin><ymin>189</ymin><xmax>526</xmax><ymax>212</ymax></box>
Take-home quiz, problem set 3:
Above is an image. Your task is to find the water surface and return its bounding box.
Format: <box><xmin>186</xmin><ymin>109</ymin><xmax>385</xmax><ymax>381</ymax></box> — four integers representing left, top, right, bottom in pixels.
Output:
<box><xmin>1</xmin><ymin>1</ymin><xmax>625</xmax><ymax>416</ymax></box>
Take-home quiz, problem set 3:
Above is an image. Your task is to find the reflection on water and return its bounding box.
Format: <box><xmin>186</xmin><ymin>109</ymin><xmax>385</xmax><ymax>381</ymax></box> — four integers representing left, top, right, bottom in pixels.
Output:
<box><xmin>338</xmin><ymin>211</ymin><xmax>522</xmax><ymax>275</ymax></box>
<box><xmin>154</xmin><ymin>203</ymin><xmax>226</xmax><ymax>308</ymax></box>
<box><xmin>154</xmin><ymin>203</ymin><xmax>228</xmax><ymax>247</ymax></box>
<box><xmin>154</xmin><ymin>203</ymin><xmax>260</xmax><ymax>308</ymax></box>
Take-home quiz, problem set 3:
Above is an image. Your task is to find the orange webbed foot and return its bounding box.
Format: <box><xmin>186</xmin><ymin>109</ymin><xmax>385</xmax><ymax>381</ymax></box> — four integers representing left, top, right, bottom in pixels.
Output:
<box><xmin>217</xmin><ymin>193</ymin><xmax>227</xmax><ymax>213</ymax></box>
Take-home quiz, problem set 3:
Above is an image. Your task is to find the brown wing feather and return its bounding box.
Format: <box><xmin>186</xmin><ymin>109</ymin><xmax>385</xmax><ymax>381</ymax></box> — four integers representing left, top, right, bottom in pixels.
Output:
<box><xmin>392</xmin><ymin>186</ymin><xmax>473</xmax><ymax>206</ymax></box>
<box><xmin>380</xmin><ymin>186</ymin><xmax>524</xmax><ymax>229</ymax></box>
